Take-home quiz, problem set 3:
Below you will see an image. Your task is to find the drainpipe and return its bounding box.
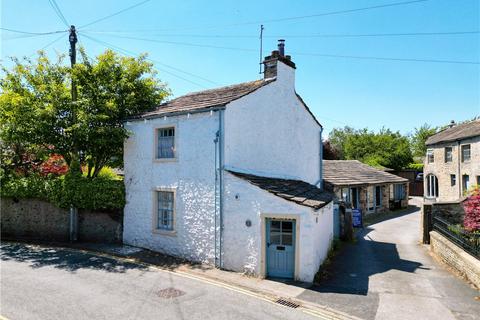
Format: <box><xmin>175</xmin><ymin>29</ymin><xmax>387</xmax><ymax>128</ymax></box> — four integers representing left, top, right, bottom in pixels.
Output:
<box><xmin>218</xmin><ymin>110</ymin><xmax>225</xmax><ymax>268</ymax></box>
<box><xmin>318</xmin><ymin>127</ymin><xmax>324</xmax><ymax>190</ymax></box>
<box><xmin>214</xmin><ymin>129</ymin><xmax>218</xmax><ymax>266</ymax></box>
<box><xmin>457</xmin><ymin>140</ymin><xmax>461</xmax><ymax>198</ymax></box>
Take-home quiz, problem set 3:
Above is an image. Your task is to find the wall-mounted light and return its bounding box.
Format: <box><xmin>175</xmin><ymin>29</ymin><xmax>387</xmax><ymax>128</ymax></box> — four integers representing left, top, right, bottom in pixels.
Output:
<box><xmin>245</xmin><ymin>219</ymin><xmax>252</xmax><ymax>227</ymax></box>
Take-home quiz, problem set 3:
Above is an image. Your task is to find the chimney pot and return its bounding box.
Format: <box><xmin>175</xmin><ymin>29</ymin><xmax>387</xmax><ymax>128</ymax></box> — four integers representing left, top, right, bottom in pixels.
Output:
<box><xmin>278</xmin><ymin>39</ymin><xmax>285</xmax><ymax>57</ymax></box>
<box><xmin>449</xmin><ymin>120</ymin><xmax>456</xmax><ymax>128</ymax></box>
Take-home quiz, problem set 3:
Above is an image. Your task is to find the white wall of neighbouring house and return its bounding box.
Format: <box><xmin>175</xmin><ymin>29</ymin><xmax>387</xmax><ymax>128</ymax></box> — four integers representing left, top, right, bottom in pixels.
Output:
<box><xmin>224</xmin><ymin>61</ymin><xmax>321</xmax><ymax>185</ymax></box>
<box><xmin>123</xmin><ymin>111</ymin><xmax>219</xmax><ymax>264</ymax></box>
<box><xmin>222</xmin><ymin>172</ymin><xmax>334</xmax><ymax>283</ymax></box>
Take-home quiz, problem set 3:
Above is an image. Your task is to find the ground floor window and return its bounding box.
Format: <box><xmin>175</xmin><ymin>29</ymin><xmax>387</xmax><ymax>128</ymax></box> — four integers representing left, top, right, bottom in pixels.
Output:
<box><xmin>462</xmin><ymin>175</ymin><xmax>470</xmax><ymax>194</ymax></box>
<box><xmin>156</xmin><ymin>190</ymin><xmax>175</xmax><ymax>231</ymax></box>
<box><xmin>426</xmin><ymin>174</ymin><xmax>438</xmax><ymax>198</ymax></box>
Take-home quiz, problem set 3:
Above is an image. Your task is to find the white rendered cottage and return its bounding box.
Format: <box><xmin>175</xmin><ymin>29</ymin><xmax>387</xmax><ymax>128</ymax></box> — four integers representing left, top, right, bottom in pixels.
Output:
<box><xmin>123</xmin><ymin>41</ymin><xmax>333</xmax><ymax>282</ymax></box>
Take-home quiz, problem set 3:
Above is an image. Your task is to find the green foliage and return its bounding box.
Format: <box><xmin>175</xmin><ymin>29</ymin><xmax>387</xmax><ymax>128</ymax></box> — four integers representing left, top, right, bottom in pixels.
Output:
<box><xmin>1</xmin><ymin>174</ymin><xmax>125</xmax><ymax>210</ymax></box>
<box><xmin>410</xmin><ymin>123</ymin><xmax>438</xmax><ymax>158</ymax></box>
<box><xmin>328</xmin><ymin>126</ymin><xmax>413</xmax><ymax>170</ymax></box>
<box><xmin>0</xmin><ymin>49</ymin><xmax>169</xmax><ymax>178</ymax></box>
<box><xmin>406</xmin><ymin>163</ymin><xmax>424</xmax><ymax>170</ymax></box>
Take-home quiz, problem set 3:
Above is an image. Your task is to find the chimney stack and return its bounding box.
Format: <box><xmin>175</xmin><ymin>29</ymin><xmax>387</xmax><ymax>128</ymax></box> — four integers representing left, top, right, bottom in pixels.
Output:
<box><xmin>263</xmin><ymin>40</ymin><xmax>296</xmax><ymax>79</ymax></box>
<box><xmin>449</xmin><ymin>120</ymin><xmax>456</xmax><ymax>128</ymax></box>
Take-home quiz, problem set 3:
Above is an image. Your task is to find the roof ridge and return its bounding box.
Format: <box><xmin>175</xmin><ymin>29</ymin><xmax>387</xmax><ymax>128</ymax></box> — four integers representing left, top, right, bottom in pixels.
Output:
<box><xmin>162</xmin><ymin>78</ymin><xmax>273</xmax><ymax>103</ymax></box>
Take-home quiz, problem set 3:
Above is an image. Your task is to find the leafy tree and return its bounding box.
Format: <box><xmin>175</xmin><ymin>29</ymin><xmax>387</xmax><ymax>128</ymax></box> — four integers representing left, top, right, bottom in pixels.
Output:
<box><xmin>327</xmin><ymin>126</ymin><xmax>413</xmax><ymax>170</ymax></box>
<box><xmin>322</xmin><ymin>140</ymin><xmax>340</xmax><ymax>160</ymax></box>
<box><xmin>327</xmin><ymin>126</ymin><xmax>355</xmax><ymax>159</ymax></box>
<box><xmin>410</xmin><ymin>123</ymin><xmax>437</xmax><ymax>159</ymax></box>
<box><xmin>0</xmin><ymin>49</ymin><xmax>169</xmax><ymax>178</ymax></box>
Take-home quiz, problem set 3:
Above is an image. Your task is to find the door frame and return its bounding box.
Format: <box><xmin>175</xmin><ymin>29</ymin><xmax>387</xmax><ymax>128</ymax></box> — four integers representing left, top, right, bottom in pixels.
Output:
<box><xmin>260</xmin><ymin>213</ymin><xmax>300</xmax><ymax>280</ymax></box>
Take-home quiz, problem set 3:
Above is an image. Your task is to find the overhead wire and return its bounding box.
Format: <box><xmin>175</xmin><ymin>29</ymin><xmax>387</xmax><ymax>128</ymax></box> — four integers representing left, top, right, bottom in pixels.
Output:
<box><xmin>0</xmin><ymin>27</ymin><xmax>67</xmax><ymax>35</ymax></box>
<box><xmin>48</xmin><ymin>0</ymin><xmax>70</xmax><ymax>27</ymax></box>
<box><xmin>82</xmin><ymin>30</ymin><xmax>480</xmax><ymax>39</ymax></box>
<box><xmin>79</xmin><ymin>0</ymin><xmax>151</xmax><ymax>29</ymax></box>
<box><xmin>79</xmin><ymin>33</ymin><xmax>213</xmax><ymax>88</ymax></box>
<box><xmin>90</xmin><ymin>33</ymin><xmax>480</xmax><ymax>65</ymax></box>
<box><xmin>83</xmin><ymin>0</ymin><xmax>431</xmax><ymax>33</ymax></box>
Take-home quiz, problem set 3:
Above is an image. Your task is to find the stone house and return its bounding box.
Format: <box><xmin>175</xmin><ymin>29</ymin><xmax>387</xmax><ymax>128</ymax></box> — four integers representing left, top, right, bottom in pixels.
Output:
<box><xmin>323</xmin><ymin>160</ymin><xmax>409</xmax><ymax>214</ymax></box>
<box><xmin>122</xmin><ymin>41</ymin><xmax>334</xmax><ymax>282</ymax></box>
<box><xmin>424</xmin><ymin>119</ymin><xmax>480</xmax><ymax>202</ymax></box>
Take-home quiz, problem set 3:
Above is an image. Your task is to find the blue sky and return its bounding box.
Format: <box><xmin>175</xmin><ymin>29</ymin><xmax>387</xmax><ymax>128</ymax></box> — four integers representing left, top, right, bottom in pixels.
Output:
<box><xmin>1</xmin><ymin>0</ymin><xmax>479</xmax><ymax>136</ymax></box>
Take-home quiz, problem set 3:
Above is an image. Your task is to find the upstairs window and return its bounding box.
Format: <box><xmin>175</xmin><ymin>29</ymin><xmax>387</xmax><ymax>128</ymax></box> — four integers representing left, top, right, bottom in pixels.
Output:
<box><xmin>427</xmin><ymin>149</ymin><xmax>434</xmax><ymax>163</ymax></box>
<box><xmin>444</xmin><ymin>147</ymin><xmax>453</xmax><ymax>163</ymax></box>
<box><xmin>157</xmin><ymin>127</ymin><xmax>175</xmax><ymax>159</ymax></box>
<box><xmin>426</xmin><ymin>174</ymin><xmax>439</xmax><ymax>198</ymax></box>
<box><xmin>461</xmin><ymin>144</ymin><xmax>471</xmax><ymax>162</ymax></box>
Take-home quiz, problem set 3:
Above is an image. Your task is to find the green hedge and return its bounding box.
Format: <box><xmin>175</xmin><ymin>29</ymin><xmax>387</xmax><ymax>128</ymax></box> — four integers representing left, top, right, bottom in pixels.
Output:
<box><xmin>1</xmin><ymin>174</ymin><xmax>125</xmax><ymax>210</ymax></box>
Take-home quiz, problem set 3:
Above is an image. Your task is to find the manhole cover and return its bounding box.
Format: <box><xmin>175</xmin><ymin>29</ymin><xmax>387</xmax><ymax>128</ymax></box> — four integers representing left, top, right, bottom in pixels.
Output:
<box><xmin>156</xmin><ymin>287</ymin><xmax>186</xmax><ymax>299</ymax></box>
<box><xmin>275</xmin><ymin>298</ymin><xmax>300</xmax><ymax>309</ymax></box>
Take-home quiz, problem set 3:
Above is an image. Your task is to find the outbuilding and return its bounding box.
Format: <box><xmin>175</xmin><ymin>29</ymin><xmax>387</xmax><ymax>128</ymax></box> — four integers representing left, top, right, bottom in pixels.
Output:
<box><xmin>323</xmin><ymin>160</ymin><xmax>409</xmax><ymax>214</ymax></box>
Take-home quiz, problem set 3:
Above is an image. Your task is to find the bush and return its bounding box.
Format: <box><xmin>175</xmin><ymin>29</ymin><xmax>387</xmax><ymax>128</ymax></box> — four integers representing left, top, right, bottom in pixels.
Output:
<box><xmin>406</xmin><ymin>163</ymin><xmax>424</xmax><ymax>171</ymax></box>
<box><xmin>1</xmin><ymin>174</ymin><xmax>125</xmax><ymax>210</ymax></box>
<box><xmin>463</xmin><ymin>187</ymin><xmax>480</xmax><ymax>232</ymax></box>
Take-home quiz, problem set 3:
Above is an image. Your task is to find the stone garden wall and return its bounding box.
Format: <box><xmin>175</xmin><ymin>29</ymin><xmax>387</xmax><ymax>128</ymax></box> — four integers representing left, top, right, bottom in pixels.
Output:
<box><xmin>1</xmin><ymin>198</ymin><xmax>122</xmax><ymax>243</ymax></box>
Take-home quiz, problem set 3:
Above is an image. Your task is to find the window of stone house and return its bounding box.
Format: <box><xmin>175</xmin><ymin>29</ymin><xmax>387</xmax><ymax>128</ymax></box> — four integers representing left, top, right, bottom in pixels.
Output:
<box><xmin>477</xmin><ymin>176</ymin><xmax>480</xmax><ymax>186</ymax></box>
<box><xmin>461</xmin><ymin>144</ymin><xmax>471</xmax><ymax>162</ymax></box>
<box><xmin>450</xmin><ymin>174</ymin><xmax>456</xmax><ymax>186</ymax></box>
<box><xmin>157</xmin><ymin>127</ymin><xmax>175</xmax><ymax>159</ymax></box>
<box><xmin>375</xmin><ymin>186</ymin><xmax>382</xmax><ymax>206</ymax></box>
<box><xmin>394</xmin><ymin>184</ymin><xmax>405</xmax><ymax>200</ymax></box>
<box><xmin>427</xmin><ymin>149</ymin><xmax>434</xmax><ymax>163</ymax></box>
<box><xmin>462</xmin><ymin>175</ymin><xmax>470</xmax><ymax>194</ymax></box>
<box><xmin>426</xmin><ymin>174</ymin><xmax>439</xmax><ymax>198</ymax></box>
<box><xmin>156</xmin><ymin>191</ymin><xmax>175</xmax><ymax>231</ymax></box>
<box><xmin>444</xmin><ymin>147</ymin><xmax>453</xmax><ymax>162</ymax></box>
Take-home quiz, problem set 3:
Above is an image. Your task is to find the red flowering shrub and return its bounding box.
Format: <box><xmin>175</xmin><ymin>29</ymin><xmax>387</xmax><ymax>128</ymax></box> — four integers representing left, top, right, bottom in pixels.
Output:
<box><xmin>39</xmin><ymin>154</ymin><xmax>69</xmax><ymax>176</ymax></box>
<box><xmin>463</xmin><ymin>187</ymin><xmax>480</xmax><ymax>232</ymax></box>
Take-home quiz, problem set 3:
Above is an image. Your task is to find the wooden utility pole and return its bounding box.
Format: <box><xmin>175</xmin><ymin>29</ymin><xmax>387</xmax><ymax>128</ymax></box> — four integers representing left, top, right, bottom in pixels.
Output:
<box><xmin>68</xmin><ymin>25</ymin><xmax>78</xmax><ymax>242</ymax></box>
<box><xmin>69</xmin><ymin>25</ymin><xmax>78</xmax><ymax>101</ymax></box>
<box><xmin>259</xmin><ymin>24</ymin><xmax>264</xmax><ymax>75</ymax></box>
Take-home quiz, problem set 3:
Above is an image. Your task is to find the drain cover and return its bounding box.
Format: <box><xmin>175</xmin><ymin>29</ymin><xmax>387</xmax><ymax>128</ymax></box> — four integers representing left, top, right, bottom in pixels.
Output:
<box><xmin>275</xmin><ymin>298</ymin><xmax>300</xmax><ymax>309</ymax></box>
<box><xmin>156</xmin><ymin>287</ymin><xmax>186</xmax><ymax>299</ymax></box>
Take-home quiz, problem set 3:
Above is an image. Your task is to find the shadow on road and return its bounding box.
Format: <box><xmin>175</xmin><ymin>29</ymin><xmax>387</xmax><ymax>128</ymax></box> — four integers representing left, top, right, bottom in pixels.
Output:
<box><xmin>0</xmin><ymin>242</ymin><xmax>148</xmax><ymax>273</ymax></box>
<box><xmin>309</xmin><ymin>221</ymin><xmax>428</xmax><ymax>296</ymax></box>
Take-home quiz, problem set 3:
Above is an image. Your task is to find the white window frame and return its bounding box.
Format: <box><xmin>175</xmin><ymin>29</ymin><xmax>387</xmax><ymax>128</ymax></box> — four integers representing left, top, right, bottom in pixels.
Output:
<box><xmin>426</xmin><ymin>174</ymin><xmax>439</xmax><ymax>198</ymax></box>
<box><xmin>154</xmin><ymin>125</ymin><xmax>177</xmax><ymax>162</ymax></box>
<box><xmin>152</xmin><ymin>188</ymin><xmax>176</xmax><ymax>235</ymax></box>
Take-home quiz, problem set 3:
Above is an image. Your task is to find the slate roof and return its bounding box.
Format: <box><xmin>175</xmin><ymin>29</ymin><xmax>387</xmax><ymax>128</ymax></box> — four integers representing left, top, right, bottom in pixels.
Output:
<box><xmin>323</xmin><ymin>160</ymin><xmax>408</xmax><ymax>187</ymax></box>
<box><xmin>425</xmin><ymin>119</ymin><xmax>480</xmax><ymax>145</ymax></box>
<box><xmin>228</xmin><ymin>170</ymin><xmax>333</xmax><ymax>210</ymax></box>
<box><xmin>133</xmin><ymin>79</ymin><xmax>275</xmax><ymax>119</ymax></box>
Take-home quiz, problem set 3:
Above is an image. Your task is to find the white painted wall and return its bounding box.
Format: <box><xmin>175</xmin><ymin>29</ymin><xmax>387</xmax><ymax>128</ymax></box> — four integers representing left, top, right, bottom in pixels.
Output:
<box><xmin>222</xmin><ymin>172</ymin><xmax>333</xmax><ymax>282</ymax></box>
<box><xmin>224</xmin><ymin>61</ymin><xmax>321</xmax><ymax>185</ymax></box>
<box><xmin>123</xmin><ymin>111</ymin><xmax>219</xmax><ymax>263</ymax></box>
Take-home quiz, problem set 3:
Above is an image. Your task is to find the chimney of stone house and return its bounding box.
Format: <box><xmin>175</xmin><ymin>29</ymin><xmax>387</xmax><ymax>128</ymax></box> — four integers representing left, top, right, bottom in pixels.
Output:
<box><xmin>449</xmin><ymin>120</ymin><xmax>456</xmax><ymax>128</ymax></box>
<box><xmin>263</xmin><ymin>39</ymin><xmax>296</xmax><ymax>79</ymax></box>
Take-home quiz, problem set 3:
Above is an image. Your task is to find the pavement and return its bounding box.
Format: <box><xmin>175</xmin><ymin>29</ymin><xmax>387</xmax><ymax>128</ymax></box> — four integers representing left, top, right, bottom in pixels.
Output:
<box><xmin>1</xmin><ymin>196</ymin><xmax>479</xmax><ymax>320</ymax></box>
<box><xmin>298</xmin><ymin>197</ymin><xmax>480</xmax><ymax>320</ymax></box>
